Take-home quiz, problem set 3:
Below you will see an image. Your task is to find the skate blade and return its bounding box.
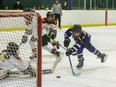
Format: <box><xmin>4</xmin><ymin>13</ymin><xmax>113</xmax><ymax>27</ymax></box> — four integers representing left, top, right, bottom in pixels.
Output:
<box><xmin>75</xmin><ymin>67</ymin><xmax>83</xmax><ymax>76</ymax></box>
<box><xmin>102</xmin><ymin>54</ymin><xmax>108</xmax><ymax>63</ymax></box>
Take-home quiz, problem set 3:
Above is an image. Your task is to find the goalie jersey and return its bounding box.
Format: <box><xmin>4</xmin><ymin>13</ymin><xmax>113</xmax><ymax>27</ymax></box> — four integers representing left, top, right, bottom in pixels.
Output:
<box><xmin>0</xmin><ymin>51</ymin><xmax>29</xmax><ymax>72</ymax></box>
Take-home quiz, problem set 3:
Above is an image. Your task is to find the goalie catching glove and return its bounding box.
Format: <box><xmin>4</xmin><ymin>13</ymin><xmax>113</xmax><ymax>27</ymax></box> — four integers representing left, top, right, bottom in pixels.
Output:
<box><xmin>64</xmin><ymin>38</ymin><xmax>71</xmax><ymax>48</ymax></box>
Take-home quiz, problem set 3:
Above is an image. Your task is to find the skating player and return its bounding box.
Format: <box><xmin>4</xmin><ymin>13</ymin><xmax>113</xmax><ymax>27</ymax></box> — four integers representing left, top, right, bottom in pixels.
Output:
<box><xmin>42</xmin><ymin>11</ymin><xmax>58</xmax><ymax>48</ymax></box>
<box><xmin>42</xmin><ymin>11</ymin><xmax>63</xmax><ymax>59</ymax></box>
<box><xmin>21</xmin><ymin>9</ymin><xmax>63</xmax><ymax>59</ymax></box>
<box><xmin>64</xmin><ymin>24</ymin><xmax>107</xmax><ymax>69</ymax></box>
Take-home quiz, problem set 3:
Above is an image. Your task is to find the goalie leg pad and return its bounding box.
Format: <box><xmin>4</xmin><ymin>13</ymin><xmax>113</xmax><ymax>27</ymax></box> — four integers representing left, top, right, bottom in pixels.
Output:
<box><xmin>21</xmin><ymin>65</ymin><xmax>36</xmax><ymax>77</ymax></box>
<box><xmin>29</xmin><ymin>35</ymin><xmax>37</xmax><ymax>50</ymax></box>
<box><xmin>30</xmin><ymin>35</ymin><xmax>37</xmax><ymax>42</ymax></box>
<box><xmin>30</xmin><ymin>48</ymin><xmax>37</xmax><ymax>59</ymax></box>
<box><xmin>25</xmin><ymin>29</ymin><xmax>32</xmax><ymax>35</ymax></box>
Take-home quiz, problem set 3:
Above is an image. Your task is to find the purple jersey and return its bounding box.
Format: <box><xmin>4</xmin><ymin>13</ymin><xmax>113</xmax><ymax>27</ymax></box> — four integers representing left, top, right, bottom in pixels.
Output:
<box><xmin>65</xmin><ymin>29</ymin><xmax>90</xmax><ymax>50</ymax></box>
<box><xmin>74</xmin><ymin>30</ymin><xmax>91</xmax><ymax>44</ymax></box>
<box><xmin>64</xmin><ymin>27</ymin><xmax>106</xmax><ymax>63</ymax></box>
<box><xmin>64</xmin><ymin>28</ymin><xmax>96</xmax><ymax>54</ymax></box>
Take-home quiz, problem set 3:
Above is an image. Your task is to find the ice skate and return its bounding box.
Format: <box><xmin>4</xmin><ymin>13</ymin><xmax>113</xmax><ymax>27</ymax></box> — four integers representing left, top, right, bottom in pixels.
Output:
<box><xmin>76</xmin><ymin>60</ymin><xmax>84</xmax><ymax>69</ymax></box>
<box><xmin>97</xmin><ymin>53</ymin><xmax>108</xmax><ymax>63</ymax></box>
<box><xmin>76</xmin><ymin>61</ymin><xmax>83</xmax><ymax>76</ymax></box>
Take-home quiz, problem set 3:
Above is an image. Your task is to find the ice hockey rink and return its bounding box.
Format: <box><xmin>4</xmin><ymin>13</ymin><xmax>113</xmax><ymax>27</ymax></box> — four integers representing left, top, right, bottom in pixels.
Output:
<box><xmin>0</xmin><ymin>26</ymin><xmax>116</xmax><ymax>87</ymax></box>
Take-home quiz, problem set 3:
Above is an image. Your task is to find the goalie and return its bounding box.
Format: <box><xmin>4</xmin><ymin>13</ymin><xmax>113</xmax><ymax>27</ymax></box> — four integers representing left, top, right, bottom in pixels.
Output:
<box><xmin>0</xmin><ymin>42</ymin><xmax>36</xmax><ymax>80</ymax></box>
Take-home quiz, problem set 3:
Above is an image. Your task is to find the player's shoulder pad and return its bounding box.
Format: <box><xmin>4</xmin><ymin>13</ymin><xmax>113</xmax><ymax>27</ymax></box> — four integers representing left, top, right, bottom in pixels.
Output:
<box><xmin>42</xmin><ymin>18</ymin><xmax>47</xmax><ymax>23</ymax></box>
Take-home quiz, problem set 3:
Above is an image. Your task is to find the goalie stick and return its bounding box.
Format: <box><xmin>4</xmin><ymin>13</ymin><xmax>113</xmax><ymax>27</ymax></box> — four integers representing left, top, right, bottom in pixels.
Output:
<box><xmin>19</xmin><ymin>42</ymin><xmax>23</xmax><ymax>47</ymax></box>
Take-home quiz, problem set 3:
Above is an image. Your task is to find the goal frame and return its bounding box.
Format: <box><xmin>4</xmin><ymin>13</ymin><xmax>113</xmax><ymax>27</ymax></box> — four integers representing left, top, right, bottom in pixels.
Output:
<box><xmin>0</xmin><ymin>12</ymin><xmax>42</xmax><ymax>87</ymax></box>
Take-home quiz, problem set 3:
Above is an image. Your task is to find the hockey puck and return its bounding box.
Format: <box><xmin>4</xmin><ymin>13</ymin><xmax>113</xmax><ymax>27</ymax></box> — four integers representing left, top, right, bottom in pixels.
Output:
<box><xmin>56</xmin><ymin>76</ymin><xmax>61</xmax><ymax>78</ymax></box>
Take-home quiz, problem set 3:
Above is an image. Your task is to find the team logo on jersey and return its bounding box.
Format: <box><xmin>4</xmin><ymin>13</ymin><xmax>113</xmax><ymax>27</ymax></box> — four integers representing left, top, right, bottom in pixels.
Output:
<box><xmin>82</xmin><ymin>36</ymin><xmax>85</xmax><ymax>40</ymax></box>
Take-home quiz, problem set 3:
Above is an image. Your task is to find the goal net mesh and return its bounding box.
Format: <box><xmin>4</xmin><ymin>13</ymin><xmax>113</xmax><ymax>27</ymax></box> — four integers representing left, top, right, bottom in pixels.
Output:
<box><xmin>0</xmin><ymin>12</ymin><xmax>42</xmax><ymax>87</ymax></box>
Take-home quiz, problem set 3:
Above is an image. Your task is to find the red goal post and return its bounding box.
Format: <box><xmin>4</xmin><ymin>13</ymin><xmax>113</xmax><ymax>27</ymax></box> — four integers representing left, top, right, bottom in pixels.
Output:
<box><xmin>0</xmin><ymin>12</ymin><xmax>42</xmax><ymax>87</ymax></box>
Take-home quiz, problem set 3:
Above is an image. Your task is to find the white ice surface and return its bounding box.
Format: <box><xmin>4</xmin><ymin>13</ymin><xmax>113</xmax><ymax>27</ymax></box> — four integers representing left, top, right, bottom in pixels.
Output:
<box><xmin>0</xmin><ymin>26</ymin><xmax>116</xmax><ymax>87</ymax></box>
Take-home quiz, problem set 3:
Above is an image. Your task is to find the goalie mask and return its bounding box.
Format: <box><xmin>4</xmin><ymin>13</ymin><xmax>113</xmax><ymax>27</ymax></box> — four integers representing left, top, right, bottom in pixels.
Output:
<box><xmin>7</xmin><ymin>42</ymin><xmax>19</xmax><ymax>54</ymax></box>
<box><xmin>72</xmin><ymin>24</ymin><xmax>82</xmax><ymax>38</ymax></box>
<box><xmin>46</xmin><ymin>12</ymin><xmax>54</xmax><ymax>23</ymax></box>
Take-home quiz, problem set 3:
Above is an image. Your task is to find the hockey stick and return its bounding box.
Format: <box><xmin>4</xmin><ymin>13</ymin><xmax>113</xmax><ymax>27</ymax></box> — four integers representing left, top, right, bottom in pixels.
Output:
<box><xmin>42</xmin><ymin>69</ymin><xmax>52</xmax><ymax>74</ymax></box>
<box><xmin>42</xmin><ymin>53</ymin><xmax>63</xmax><ymax>74</ymax></box>
<box><xmin>66</xmin><ymin>47</ymin><xmax>82</xmax><ymax>76</ymax></box>
<box><xmin>67</xmin><ymin>55</ymin><xmax>81</xmax><ymax>76</ymax></box>
<box><xmin>42</xmin><ymin>59</ymin><xmax>60</xmax><ymax>74</ymax></box>
<box><xmin>66</xmin><ymin>49</ymin><xmax>75</xmax><ymax>76</ymax></box>
<box><xmin>47</xmin><ymin>35</ymin><xmax>66</xmax><ymax>50</ymax></box>
<box><xmin>19</xmin><ymin>42</ymin><xmax>23</xmax><ymax>47</ymax></box>
<box><xmin>67</xmin><ymin>55</ymin><xmax>75</xmax><ymax>76</ymax></box>
<box><xmin>47</xmin><ymin>35</ymin><xmax>77</xmax><ymax>53</ymax></box>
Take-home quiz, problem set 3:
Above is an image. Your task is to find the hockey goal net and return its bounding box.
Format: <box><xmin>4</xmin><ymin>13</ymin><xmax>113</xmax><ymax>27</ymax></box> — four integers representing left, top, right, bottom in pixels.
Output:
<box><xmin>0</xmin><ymin>12</ymin><xmax>42</xmax><ymax>87</ymax></box>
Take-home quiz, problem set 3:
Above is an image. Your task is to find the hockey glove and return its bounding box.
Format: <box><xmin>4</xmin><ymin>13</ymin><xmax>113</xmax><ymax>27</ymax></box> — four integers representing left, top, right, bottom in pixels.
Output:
<box><xmin>48</xmin><ymin>30</ymin><xmax>57</xmax><ymax>39</ymax></box>
<box><xmin>22</xmin><ymin>36</ymin><xmax>28</xmax><ymax>44</ymax></box>
<box><xmin>65</xmin><ymin>48</ymin><xmax>73</xmax><ymax>56</ymax></box>
<box><xmin>64</xmin><ymin>38</ymin><xmax>71</xmax><ymax>48</ymax></box>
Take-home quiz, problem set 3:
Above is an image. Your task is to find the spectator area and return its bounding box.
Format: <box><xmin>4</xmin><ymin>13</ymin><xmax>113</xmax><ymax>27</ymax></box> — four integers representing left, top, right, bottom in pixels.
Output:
<box><xmin>1</xmin><ymin>0</ymin><xmax>116</xmax><ymax>10</ymax></box>
<box><xmin>2</xmin><ymin>0</ymin><xmax>64</xmax><ymax>10</ymax></box>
